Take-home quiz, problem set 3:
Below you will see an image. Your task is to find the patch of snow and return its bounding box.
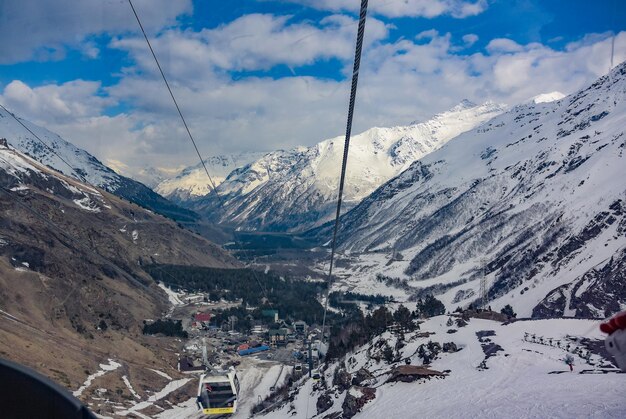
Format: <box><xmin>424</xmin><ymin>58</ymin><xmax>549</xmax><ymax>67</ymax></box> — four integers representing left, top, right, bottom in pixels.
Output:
<box><xmin>73</xmin><ymin>196</ymin><xmax>101</xmax><ymax>213</ymax></box>
<box><xmin>149</xmin><ymin>369</ymin><xmax>173</xmax><ymax>381</ymax></box>
<box><xmin>158</xmin><ymin>283</ymin><xmax>185</xmax><ymax>306</ymax></box>
<box><xmin>9</xmin><ymin>185</ymin><xmax>28</xmax><ymax>192</ymax></box>
<box><xmin>122</xmin><ymin>375</ymin><xmax>141</xmax><ymax>399</ymax></box>
<box><xmin>117</xmin><ymin>378</ymin><xmax>191</xmax><ymax>416</ymax></box>
<box><xmin>73</xmin><ymin>359</ymin><xmax>121</xmax><ymax>397</ymax></box>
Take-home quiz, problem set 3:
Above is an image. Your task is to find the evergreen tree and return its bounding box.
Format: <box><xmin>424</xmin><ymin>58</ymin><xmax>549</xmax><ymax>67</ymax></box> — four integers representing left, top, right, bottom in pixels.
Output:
<box><xmin>416</xmin><ymin>294</ymin><xmax>446</xmax><ymax>318</ymax></box>
<box><xmin>367</xmin><ymin>306</ymin><xmax>393</xmax><ymax>334</ymax></box>
<box><xmin>501</xmin><ymin>304</ymin><xmax>517</xmax><ymax>318</ymax></box>
<box><xmin>393</xmin><ymin>305</ymin><xmax>414</xmax><ymax>331</ymax></box>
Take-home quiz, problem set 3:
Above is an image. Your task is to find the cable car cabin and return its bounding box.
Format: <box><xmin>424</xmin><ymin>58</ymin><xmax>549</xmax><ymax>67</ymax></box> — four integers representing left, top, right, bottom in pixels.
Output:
<box><xmin>197</xmin><ymin>369</ymin><xmax>240</xmax><ymax>416</ymax></box>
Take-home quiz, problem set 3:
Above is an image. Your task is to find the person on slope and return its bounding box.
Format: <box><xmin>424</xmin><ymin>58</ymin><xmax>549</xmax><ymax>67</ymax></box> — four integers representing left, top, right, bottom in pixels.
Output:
<box><xmin>564</xmin><ymin>354</ymin><xmax>574</xmax><ymax>372</ymax></box>
<box><xmin>600</xmin><ymin>310</ymin><xmax>626</xmax><ymax>372</ymax></box>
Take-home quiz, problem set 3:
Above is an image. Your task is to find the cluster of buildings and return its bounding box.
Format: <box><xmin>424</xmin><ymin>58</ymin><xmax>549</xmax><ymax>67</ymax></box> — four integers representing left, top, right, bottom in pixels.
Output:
<box><xmin>176</xmin><ymin>305</ymin><xmax>332</xmax><ymax>375</ymax></box>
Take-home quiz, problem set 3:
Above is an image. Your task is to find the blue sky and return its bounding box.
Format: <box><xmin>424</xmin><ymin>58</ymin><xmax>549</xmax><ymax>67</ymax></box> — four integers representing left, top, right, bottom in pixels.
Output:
<box><xmin>0</xmin><ymin>0</ymin><xmax>624</xmax><ymax>180</ymax></box>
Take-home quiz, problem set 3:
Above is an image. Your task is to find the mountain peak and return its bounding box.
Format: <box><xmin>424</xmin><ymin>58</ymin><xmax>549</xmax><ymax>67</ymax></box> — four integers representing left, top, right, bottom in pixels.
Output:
<box><xmin>183</xmin><ymin>100</ymin><xmax>505</xmax><ymax>232</ymax></box>
<box><xmin>0</xmin><ymin>107</ymin><xmax>198</xmax><ymax>222</ymax></box>
<box><xmin>453</xmin><ymin>99</ymin><xmax>478</xmax><ymax>110</ymax></box>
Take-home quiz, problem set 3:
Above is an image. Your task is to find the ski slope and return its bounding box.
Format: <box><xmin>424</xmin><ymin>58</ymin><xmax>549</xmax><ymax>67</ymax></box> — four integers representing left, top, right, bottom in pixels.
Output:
<box><xmin>263</xmin><ymin>317</ymin><xmax>625</xmax><ymax>418</ymax></box>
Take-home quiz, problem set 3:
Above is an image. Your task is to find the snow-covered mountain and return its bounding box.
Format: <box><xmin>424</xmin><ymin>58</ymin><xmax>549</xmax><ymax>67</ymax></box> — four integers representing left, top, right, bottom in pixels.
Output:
<box><xmin>310</xmin><ymin>62</ymin><xmax>626</xmax><ymax>319</ymax></box>
<box><xmin>261</xmin><ymin>316</ymin><xmax>623</xmax><ymax>419</ymax></box>
<box><xmin>0</xmin><ymin>106</ymin><xmax>198</xmax><ymax>222</ymax></box>
<box><xmin>191</xmin><ymin>100</ymin><xmax>506</xmax><ymax>232</ymax></box>
<box><xmin>155</xmin><ymin>152</ymin><xmax>267</xmax><ymax>203</ymax></box>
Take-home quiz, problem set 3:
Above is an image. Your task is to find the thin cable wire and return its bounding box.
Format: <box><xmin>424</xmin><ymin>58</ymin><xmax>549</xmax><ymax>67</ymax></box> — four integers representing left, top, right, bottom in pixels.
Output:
<box><xmin>0</xmin><ymin>103</ymin><xmax>88</xmax><ymax>184</ymax></box>
<box><xmin>320</xmin><ymin>0</ymin><xmax>369</xmax><ymax>347</ymax></box>
<box><xmin>0</xmin><ymin>185</ymin><xmax>148</xmax><ymax>291</ymax></box>
<box><xmin>127</xmin><ymin>0</ymin><xmax>272</xmax><ymax>306</ymax></box>
<box><xmin>0</xmin><ymin>105</ymin><xmax>199</xmax><ymax>313</ymax></box>
<box><xmin>0</xmin><ymin>108</ymin><xmax>196</xmax><ymax>294</ymax></box>
<box><xmin>127</xmin><ymin>0</ymin><xmax>219</xmax><ymax>197</ymax></box>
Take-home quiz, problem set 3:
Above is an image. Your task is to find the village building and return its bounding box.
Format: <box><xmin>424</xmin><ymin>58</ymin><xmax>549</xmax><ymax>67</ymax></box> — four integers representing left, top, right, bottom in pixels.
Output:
<box><xmin>178</xmin><ymin>356</ymin><xmax>206</xmax><ymax>374</ymax></box>
<box><xmin>268</xmin><ymin>328</ymin><xmax>289</xmax><ymax>346</ymax></box>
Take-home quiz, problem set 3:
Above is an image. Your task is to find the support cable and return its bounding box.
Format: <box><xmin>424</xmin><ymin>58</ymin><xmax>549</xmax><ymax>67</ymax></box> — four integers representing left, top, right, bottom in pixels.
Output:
<box><xmin>0</xmin><ymin>103</ymin><xmax>88</xmax><ymax>184</ymax></box>
<box><xmin>127</xmin><ymin>0</ymin><xmax>219</xmax><ymax>196</ymax></box>
<box><xmin>127</xmin><ymin>0</ymin><xmax>272</xmax><ymax>304</ymax></box>
<box><xmin>320</xmin><ymin>0</ymin><xmax>369</xmax><ymax>350</ymax></box>
<box><xmin>0</xmin><ymin>185</ymin><xmax>148</xmax><ymax>291</ymax></box>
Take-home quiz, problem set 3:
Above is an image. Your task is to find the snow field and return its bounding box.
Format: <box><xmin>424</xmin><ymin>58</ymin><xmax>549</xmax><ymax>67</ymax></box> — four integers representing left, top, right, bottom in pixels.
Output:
<box><xmin>263</xmin><ymin>317</ymin><xmax>625</xmax><ymax>419</ymax></box>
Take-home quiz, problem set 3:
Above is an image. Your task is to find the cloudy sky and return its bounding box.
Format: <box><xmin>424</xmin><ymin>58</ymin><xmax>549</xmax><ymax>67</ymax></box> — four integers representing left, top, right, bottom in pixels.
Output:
<box><xmin>0</xmin><ymin>0</ymin><xmax>625</xmax><ymax>180</ymax></box>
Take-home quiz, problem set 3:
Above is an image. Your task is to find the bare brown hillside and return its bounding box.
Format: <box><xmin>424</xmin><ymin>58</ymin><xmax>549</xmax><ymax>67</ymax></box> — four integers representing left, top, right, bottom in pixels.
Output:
<box><xmin>0</xmin><ymin>145</ymin><xmax>238</xmax><ymax>414</ymax></box>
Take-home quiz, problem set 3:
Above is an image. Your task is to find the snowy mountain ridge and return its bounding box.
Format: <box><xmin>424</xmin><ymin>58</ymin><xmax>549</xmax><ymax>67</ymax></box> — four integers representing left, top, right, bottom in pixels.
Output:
<box><xmin>0</xmin><ymin>141</ymin><xmax>109</xmax><ymax>214</ymax></box>
<box><xmin>0</xmin><ymin>107</ymin><xmax>198</xmax><ymax>222</ymax></box>
<box><xmin>310</xmin><ymin>61</ymin><xmax>626</xmax><ymax>319</ymax></box>
<box><xmin>190</xmin><ymin>100</ymin><xmax>506</xmax><ymax>232</ymax></box>
<box><xmin>155</xmin><ymin>152</ymin><xmax>268</xmax><ymax>202</ymax></box>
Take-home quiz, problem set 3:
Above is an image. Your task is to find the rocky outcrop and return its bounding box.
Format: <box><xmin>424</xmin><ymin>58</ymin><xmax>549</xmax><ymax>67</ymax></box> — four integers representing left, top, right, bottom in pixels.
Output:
<box><xmin>333</xmin><ymin>366</ymin><xmax>352</xmax><ymax>392</ymax></box>
<box><xmin>316</xmin><ymin>392</ymin><xmax>334</xmax><ymax>415</ymax></box>
<box><xmin>352</xmin><ymin>368</ymin><xmax>376</xmax><ymax>386</ymax></box>
<box><xmin>533</xmin><ymin>246</ymin><xmax>626</xmax><ymax>319</ymax></box>
<box><xmin>386</xmin><ymin>365</ymin><xmax>445</xmax><ymax>383</ymax></box>
<box><xmin>342</xmin><ymin>386</ymin><xmax>376</xmax><ymax>418</ymax></box>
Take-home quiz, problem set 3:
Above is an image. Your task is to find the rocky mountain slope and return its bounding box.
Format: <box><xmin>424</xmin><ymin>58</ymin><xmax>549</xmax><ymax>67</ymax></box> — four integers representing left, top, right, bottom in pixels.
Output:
<box><xmin>190</xmin><ymin>101</ymin><xmax>505</xmax><ymax>232</ymax></box>
<box><xmin>0</xmin><ymin>140</ymin><xmax>238</xmax><ymax>415</ymax></box>
<box><xmin>155</xmin><ymin>152</ymin><xmax>267</xmax><ymax>203</ymax></box>
<box><xmin>260</xmin><ymin>316</ymin><xmax>623</xmax><ymax>419</ymax></box>
<box><xmin>0</xmin><ymin>106</ymin><xmax>198</xmax><ymax>222</ymax></box>
<box><xmin>309</xmin><ymin>62</ymin><xmax>626</xmax><ymax>319</ymax></box>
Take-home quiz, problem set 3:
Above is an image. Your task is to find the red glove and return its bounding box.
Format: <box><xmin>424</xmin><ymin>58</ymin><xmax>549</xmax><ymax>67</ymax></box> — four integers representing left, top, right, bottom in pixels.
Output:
<box><xmin>600</xmin><ymin>311</ymin><xmax>626</xmax><ymax>334</ymax></box>
<box><xmin>601</xmin><ymin>310</ymin><xmax>626</xmax><ymax>372</ymax></box>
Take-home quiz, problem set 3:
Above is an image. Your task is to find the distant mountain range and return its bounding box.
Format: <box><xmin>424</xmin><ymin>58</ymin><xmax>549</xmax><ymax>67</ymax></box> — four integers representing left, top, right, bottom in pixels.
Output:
<box><xmin>308</xmin><ymin>62</ymin><xmax>626</xmax><ymax>319</ymax></box>
<box><xmin>155</xmin><ymin>152</ymin><xmax>267</xmax><ymax>203</ymax></box>
<box><xmin>170</xmin><ymin>100</ymin><xmax>506</xmax><ymax>232</ymax></box>
<box><xmin>0</xmin><ymin>107</ymin><xmax>198</xmax><ymax>222</ymax></box>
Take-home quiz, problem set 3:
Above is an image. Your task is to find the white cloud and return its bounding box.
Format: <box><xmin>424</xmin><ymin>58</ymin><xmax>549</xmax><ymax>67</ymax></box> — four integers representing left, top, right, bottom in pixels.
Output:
<box><xmin>2</xmin><ymin>27</ymin><xmax>625</xmax><ymax>180</ymax></box>
<box><xmin>486</xmin><ymin>38</ymin><xmax>526</xmax><ymax>54</ymax></box>
<box><xmin>109</xmin><ymin>13</ymin><xmax>390</xmax><ymax>77</ymax></box>
<box><xmin>0</xmin><ymin>0</ymin><xmax>192</xmax><ymax>64</ymax></box>
<box><xmin>462</xmin><ymin>34</ymin><xmax>479</xmax><ymax>47</ymax></box>
<box><xmin>416</xmin><ymin>29</ymin><xmax>440</xmax><ymax>41</ymax></box>
<box><xmin>279</xmin><ymin>0</ymin><xmax>488</xmax><ymax>19</ymax></box>
<box><xmin>1</xmin><ymin>80</ymin><xmax>114</xmax><ymax>123</ymax></box>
